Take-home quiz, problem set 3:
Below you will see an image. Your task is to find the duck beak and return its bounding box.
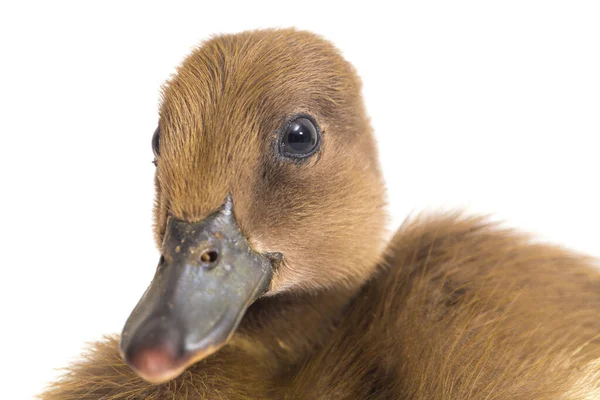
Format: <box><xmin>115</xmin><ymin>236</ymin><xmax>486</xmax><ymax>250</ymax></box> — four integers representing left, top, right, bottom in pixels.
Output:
<box><xmin>119</xmin><ymin>197</ymin><xmax>273</xmax><ymax>384</ymax></box>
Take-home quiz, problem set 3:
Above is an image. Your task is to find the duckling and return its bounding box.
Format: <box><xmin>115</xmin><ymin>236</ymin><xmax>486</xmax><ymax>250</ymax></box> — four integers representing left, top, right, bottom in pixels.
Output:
<box><xmin>41</xmin><ymin>28</ymin><xmax>600</xmax><ymax>400</ymax></box>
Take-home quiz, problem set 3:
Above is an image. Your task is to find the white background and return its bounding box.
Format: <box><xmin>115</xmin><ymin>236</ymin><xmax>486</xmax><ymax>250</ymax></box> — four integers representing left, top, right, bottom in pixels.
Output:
<box><xmin>1</xmin><ymin>1</ymin><xmax>599</xmax><ymax>398</ymax></box>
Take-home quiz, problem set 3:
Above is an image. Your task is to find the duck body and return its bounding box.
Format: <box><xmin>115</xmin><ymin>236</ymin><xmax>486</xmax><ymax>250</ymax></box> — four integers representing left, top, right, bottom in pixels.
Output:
<box><xmin>285</xmin><ymin>215</ymin><xmax>600</xmax><ymax>399</ymax></box>
<box><xmin>42</xmin><ymin>214</ymin><xmax>600</xmax><ymax>399</ymax></box>
<box><xmin>40</xmin><ymin>29</ymin><xmax>600</xmax><ymax>399</ymax></box>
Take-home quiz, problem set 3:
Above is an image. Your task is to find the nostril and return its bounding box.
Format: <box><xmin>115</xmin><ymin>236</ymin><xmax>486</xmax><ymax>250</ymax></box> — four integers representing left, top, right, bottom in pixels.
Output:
<box><xmin>200</xmin><ymin>249</ymin><xmax>219</xmax><ymax>267</ymax></box>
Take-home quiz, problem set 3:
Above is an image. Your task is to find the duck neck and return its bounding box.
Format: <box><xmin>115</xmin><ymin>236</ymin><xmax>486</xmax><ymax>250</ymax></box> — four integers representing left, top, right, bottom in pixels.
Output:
<box><xmin>235</xmin><ymin>283</ymin><xmax>359</xmax><ymax>365</ymax></box>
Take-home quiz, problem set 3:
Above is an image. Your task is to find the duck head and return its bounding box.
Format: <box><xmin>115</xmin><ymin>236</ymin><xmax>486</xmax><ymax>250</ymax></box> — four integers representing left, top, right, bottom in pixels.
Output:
<box><xmin>119</xmin><ymin>29</ymin><xmax>387</xmax><ymax>384</ymax></box>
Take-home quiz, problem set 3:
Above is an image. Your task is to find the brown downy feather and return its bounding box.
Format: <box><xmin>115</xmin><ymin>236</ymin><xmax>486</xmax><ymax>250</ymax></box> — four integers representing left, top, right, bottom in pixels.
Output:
<box><xmin>40</xmin><ymin>29</ymin><xmax>600</xmax><ymax>399</ymax></box>
<box><xmin>284</xmin><ymin>214</ymin><xmax>600</xmax><ymax>399</ymax></box>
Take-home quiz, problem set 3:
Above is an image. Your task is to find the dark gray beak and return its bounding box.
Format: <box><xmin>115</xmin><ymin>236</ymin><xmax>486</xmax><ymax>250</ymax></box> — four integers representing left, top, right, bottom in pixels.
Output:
<box><xmin>119</xmin><ymin>197</ymin><xmax>273</xmax><ymax>383</ymax></box>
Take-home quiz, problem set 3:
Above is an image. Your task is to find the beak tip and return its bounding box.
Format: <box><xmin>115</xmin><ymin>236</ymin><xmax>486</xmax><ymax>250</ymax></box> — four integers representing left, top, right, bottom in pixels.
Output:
<box><xmin>124</xmin><ymin>341</ymin><xmax>180</xmax><ymax>383</ymax></box>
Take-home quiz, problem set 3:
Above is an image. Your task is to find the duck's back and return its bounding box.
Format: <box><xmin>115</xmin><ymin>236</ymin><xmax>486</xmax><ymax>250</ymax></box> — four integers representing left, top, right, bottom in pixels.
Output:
<box><xmin>284</xmin><ymin>214</ymin><xmax>600</xmax><ymax>400</ymax></box>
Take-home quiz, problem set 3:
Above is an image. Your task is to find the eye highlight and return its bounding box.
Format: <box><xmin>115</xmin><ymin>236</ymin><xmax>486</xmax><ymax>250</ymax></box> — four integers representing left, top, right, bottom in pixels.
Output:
<box><xmin>277</xmin><ymin>116</ymin><xmax>321</xmax><ymax>159</ymax></box>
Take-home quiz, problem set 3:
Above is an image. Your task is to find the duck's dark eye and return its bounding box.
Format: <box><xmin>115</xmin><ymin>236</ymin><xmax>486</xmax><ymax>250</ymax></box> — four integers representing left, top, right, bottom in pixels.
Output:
<box><xmin>152</xmin><ymin>126</ymin><xmax>160</xmax><ymax>156</ymax></box>
<box><xmin>278</xmin><ymin>117</ymin><xmax>320</xmax><ymax>159</ymax></box>
<box><xmin>152</xmin><ymin>127</ymin><xmax>160</xmax><ymax>161</ymax></box>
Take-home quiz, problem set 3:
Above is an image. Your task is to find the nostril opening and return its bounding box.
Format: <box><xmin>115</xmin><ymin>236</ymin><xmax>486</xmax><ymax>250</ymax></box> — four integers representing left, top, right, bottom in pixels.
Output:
<box><xmin>200</xmin><ymin>249</ymin><xmax>219</xmax><ymax>266</ymax></box>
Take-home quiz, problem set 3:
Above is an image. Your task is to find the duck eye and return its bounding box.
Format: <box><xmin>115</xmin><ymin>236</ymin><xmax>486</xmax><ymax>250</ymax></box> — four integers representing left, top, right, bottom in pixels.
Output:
<box><xmin>279</xmin><ymin>117</ymin><xmax>320</xmax><ymax>159</ymax></box>
<box><xmin>152</xmin><ymin>126</ymin><xmax>160</xmax><ymax>156</ymax></box>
